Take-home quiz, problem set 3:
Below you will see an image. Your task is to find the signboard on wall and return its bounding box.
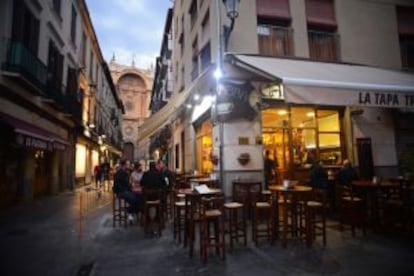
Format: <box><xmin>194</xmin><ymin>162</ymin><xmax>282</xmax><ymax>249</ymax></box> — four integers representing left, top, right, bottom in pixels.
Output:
<box><xmin>216</xmin><ymin>81</ymin><xmax>256</xmax><ymax>122</ymax></box>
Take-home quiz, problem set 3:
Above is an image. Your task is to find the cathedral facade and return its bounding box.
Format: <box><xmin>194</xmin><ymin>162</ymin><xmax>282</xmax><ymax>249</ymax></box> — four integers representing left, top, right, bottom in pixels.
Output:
<box><xmin>109</xmin><ymin>57</ymin><xmax>153</xmax><ymax>162</ymax></box>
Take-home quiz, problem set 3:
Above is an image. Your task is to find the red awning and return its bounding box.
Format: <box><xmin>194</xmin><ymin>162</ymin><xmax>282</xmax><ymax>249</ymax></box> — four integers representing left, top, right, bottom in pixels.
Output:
<box><xmin>0</xmin><ymin>112</ymin><xmax>69</xmax><ymax>150</ymax></box>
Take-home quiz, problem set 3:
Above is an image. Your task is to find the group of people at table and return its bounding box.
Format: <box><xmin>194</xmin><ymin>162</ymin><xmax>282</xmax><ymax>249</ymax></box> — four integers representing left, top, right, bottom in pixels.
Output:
<box><xmin>112</xmin><ymin>152</ymin><xmax>409</xmax><ymax>249</ymax></box>
<box><xmin>113</xmin><ymin>159</ymin><xmax>172</xmax><ymax>222</ymax></box>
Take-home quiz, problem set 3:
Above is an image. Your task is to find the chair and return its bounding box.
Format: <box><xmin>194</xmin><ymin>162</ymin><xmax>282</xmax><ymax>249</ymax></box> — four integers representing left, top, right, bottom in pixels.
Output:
<box><xmin>224</xmin><ymin>201</ymin><xmax>247</xmax><ymax>250</ymax></box>
<box><xmin>112</xmin><ymin>192</ymin><xmax>128</xmax><ymax>227</ymax></box>
<box><xmin>199</xmin><ymin>195</ymin><xmax>226</xmax><ymax>264</ymax></box>
<box><xmin>142</xmin><ymin>189</ymin><xmax>164</xmax><ymax>237</ymax></box>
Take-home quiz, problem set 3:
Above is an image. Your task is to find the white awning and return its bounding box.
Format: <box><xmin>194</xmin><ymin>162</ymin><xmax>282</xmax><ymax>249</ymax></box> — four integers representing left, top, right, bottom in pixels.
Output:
<box><xmin>229</xmin><ymin>54</ymin><xmax>414</xmax><ymax>108</ymax></box>
<box><xmin>138</xmin><ymin>68</ymin><xmax>213</xmax><ymax>143</ymax></box>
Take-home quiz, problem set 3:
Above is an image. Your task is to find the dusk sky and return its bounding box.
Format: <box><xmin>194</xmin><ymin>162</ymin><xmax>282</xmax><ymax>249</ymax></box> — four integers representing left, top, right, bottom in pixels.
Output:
<box><xmin>85</xmin><ymin>0</ymin><xmax>172</xmax><ymax>69</ymax></box>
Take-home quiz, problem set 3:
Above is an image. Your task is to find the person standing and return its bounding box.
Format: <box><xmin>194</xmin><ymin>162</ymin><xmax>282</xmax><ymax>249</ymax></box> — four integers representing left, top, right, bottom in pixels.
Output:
<box><xmin>264</xmin><ymin>150</ymin><xmax>278</xmax><ymax>188</ymax></box>
<box><xmin>93</xmin><ymin>164</ymin><xmax>102</xmax><ymax>189</ymax></box>
<box><xmin>113</xmin><ymin>160</ymin><xmax>141</xmax><ymax>223</ymax></box>
<box><xmin>157</xmin><ymin>159</ymin><xmax>173</xmax><ymax>189</ymax></box>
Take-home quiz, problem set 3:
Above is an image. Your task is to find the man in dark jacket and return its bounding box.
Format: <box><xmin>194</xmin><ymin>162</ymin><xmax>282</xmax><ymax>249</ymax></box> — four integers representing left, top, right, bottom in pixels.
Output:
<box><xmin>141</xmin><ymin>161</ymin><xmax>165</xmax><ymax>191</ymax></box>
<box><xmin>308</xmin><ymin>160</ymin><xmax>328</xmax><ymax>189</ymax></box>
<box><xmin>113</xmin><ymin>160</ymin><xmax>141</xmax><ymax>222</ymax></box>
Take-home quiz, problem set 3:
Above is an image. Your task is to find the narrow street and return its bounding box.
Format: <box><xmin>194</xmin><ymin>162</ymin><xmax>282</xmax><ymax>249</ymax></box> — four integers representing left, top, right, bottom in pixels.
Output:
<box><xmin>1</xmin><ymin>188</ymin><xmax>413</xmax><ymax>276</ymax></box>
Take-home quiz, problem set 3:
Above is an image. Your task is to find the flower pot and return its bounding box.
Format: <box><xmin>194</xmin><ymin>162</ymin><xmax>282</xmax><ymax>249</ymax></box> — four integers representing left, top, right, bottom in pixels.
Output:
<box><xmin>237</xmin><ymin>157</ymin><xmax>250</xmax><ymax>166</ymax></box>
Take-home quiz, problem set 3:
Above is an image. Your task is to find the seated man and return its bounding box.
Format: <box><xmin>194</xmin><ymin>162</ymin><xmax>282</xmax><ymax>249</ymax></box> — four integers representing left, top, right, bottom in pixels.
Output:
<box><xmin>336</xmin><ymin>159</ymin><xmax>358</xmax><ymax>186</ymax></box>
<box><xmin>308</xmin><ymin>160</ymin><xmax>328</xmax><ymax>189</ymax></box>
<box><xmin>113</xmin><ymin>160</ymin><xmax>142</xmax><ymax>222</ymax></box>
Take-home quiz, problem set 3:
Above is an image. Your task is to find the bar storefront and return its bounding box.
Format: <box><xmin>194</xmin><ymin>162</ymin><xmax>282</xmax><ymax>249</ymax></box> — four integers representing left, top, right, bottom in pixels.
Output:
<box><xmin>207</xmin><ymin>54</ymin><xmax>414</xmax><ymax>194</ymax></box>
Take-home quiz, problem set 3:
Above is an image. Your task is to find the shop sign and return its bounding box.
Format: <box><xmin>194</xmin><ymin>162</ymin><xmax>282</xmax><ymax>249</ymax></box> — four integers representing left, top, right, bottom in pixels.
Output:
<box><xmin>16</xmin><ymin>133</ymin><xmax>52</xmax><ymax>150</ymax></box>
<box><xmin>217</xmin><ymin>81</ymin><xmax>256</xmax><ymax>121</ymax></box>
<box><xmin>53</xmin><ymin>141</ymin><xmax>66</xmax><ymax>150</ymax></box>
<box><xmin>358</xmin><ymin>91</ymin><xmax>414</xmax><ymax>108</ymax></box>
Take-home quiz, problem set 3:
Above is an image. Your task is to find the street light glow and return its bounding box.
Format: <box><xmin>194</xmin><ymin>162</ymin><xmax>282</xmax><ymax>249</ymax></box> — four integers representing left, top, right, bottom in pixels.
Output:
<box><xmin>214</xmin><ymin>67</ymin><xmax>223</xmax><ymax>79</ymax></box>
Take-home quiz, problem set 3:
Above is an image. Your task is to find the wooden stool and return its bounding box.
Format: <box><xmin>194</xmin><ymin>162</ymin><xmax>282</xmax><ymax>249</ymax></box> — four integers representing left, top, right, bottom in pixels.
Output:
<box><xmin>173</xmin><ymin>192</ymin><xmax>186</xmax><ymax>243</ymax></box>
<box><xmin>200</xmin><ymin>195</ymin><xmax>226</xmax><ymax>264</ymax></box>
<box><xmin>112</xmin><ymin>193</ymin><xmax>128</xmax><ymax>227</ymax></box>
<box><xmin>339</xmin><ymin>186</ymin><xmax>366</xmax><ymax>236</ymax></box>
<box><xmin>224</xmin><ymin>202</ymin><xmax>247</xmax><ymax>249</ymax></box>
<box><xmin>305</xmin><ymin>189</ymin><xmax>327</xmax><ymax>246</ymax></box>
<box><xmin>251</xmin><ymin>194</ymin><xmax>273</xmax><ymax>246</ymax></box>
<box><xmin>143</xmin><ymin>189</ymin><xmax>164</xmax><ymax>236</ymax></box>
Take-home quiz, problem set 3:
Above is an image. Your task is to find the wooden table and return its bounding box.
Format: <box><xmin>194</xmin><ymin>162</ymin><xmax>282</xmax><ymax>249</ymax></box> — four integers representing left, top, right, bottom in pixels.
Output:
<box><xmin>178</xmin><ymin>188</ymin><xmax>222</xmax><ymax>258</ymax></box>
<box><xmin>269</xmin><ymin>185</ymin><xmax>313</xmax><ymax>248</ymax></box>
<box><xmin>189</xmin><ymin>177</ymin><xmax>219</xmax><ymax>188</ymax></box>
<box><xmin>351</xmin><ymin>179</ymin><xmax>400</xmax><ymax>226</ymax></box>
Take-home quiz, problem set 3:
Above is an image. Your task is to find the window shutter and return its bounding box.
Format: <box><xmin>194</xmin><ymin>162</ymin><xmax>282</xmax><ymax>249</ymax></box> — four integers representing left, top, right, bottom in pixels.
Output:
<box><xmin>12</xmin><ymin>0</ymin><xmax>24</xmax><ymax>41</ymax></box>
<box><xmin>256</xmin><ymin>0</ymin><xmax>290</xmax><ymax>20</ymax></box>
<box><xmin>305</xmin><ymin>0</ymin><xmax>337</xmax><ymax>29</ymax></box>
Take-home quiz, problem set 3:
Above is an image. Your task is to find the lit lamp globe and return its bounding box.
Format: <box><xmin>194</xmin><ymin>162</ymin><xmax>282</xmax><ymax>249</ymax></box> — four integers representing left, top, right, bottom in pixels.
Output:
<box><xmin>223</xmin><ymin>0</ymin><xmax>240</xmax><ymax>19</ymax></box>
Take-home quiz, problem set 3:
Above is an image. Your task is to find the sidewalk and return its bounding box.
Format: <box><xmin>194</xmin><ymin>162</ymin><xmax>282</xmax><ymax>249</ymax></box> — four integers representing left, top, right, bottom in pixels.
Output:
<box><xmin>0</xmin><ymin>188</ymin><xmax>413</xmax><ymax>276</ymax></box>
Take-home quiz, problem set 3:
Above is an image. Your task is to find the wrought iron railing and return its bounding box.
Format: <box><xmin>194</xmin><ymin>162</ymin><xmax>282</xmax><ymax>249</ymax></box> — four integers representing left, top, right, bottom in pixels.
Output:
<box><xmin>308</xmin><ymin>30</ymin><xmax>340</xmax><ymax>62</ymax></box>
<box><xmin>258</xmin><ymin>25</ymin><xmax>294</xmax><ymax>57</ymax></box>
<box><xmin>1</xmin><ymin>38</ymin><xmax>47</xmax><ymax>91</ymax></box>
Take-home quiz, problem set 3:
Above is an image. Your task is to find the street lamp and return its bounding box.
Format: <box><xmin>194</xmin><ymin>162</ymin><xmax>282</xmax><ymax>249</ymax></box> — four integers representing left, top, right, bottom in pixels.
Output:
<box><xmin>215</xmin><ymin>0</ymin><xmax>241</xmax><ymax>188</ymax></box>
<box><xmin>222</xmin><ymin>0</ymin><xmax>240</xmax><ymax>51</ymax></box>
<box><xmin>223</xmin><ymin>0</ymin><xmax>240</xmax><ymax>20</ymax></box>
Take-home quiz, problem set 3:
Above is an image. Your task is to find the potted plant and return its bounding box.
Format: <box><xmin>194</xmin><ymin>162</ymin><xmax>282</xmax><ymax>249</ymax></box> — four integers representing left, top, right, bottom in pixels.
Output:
<box><xmin>237</xmin><ymin>152</ymin><xmax>251</xmax><ymax>166</ymax></box>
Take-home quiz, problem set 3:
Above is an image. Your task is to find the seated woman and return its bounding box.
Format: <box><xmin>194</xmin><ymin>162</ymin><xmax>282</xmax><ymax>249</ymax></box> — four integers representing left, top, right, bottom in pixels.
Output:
<box><xmin>130</xmin><ymin>163</ymin><xmax>144</xmax><ymax>194</ymax></box>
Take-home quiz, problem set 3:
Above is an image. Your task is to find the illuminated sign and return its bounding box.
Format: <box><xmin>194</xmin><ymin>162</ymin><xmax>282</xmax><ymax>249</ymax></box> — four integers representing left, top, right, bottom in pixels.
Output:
<box><xmin>261</xmin><ymin>84</ymin><xmax>284</xmax><ymax>100</ymax></box>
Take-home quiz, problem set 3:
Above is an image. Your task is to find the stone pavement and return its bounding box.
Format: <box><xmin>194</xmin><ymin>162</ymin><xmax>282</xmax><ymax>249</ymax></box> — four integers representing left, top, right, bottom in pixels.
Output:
<box><xmin>0</xmin><ymin>188</ymin><xmax>413</xmax><ymax>276</ymax></box>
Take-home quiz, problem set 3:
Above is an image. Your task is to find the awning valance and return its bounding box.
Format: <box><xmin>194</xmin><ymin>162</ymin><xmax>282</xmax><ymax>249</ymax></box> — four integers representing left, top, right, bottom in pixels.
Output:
<box><xmin>0</xmin><ymin>112</ymin><xmax>69</xmax><ymax>150</ymax></box>
<box><xmin>229</xmin><ymin>54</ymin><xmax>414</xmax><ymax>108</ymax></box>
<box><xmin>138</xmin><ymin>68</ymin><xmax>213</xmax><ymax>143</ymax></box>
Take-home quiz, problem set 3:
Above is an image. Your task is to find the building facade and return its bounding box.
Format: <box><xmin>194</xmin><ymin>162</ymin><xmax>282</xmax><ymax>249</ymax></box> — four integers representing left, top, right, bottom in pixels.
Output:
<box><xmin>140</xmin><ymin>0</ymin><xmax>414</xmax><ymax>196</ymax></box>
<box><xmin>0</xmin><ymin>0</ymin><xmax>123</xmax><ymax>207</ymax></box>
<box><xmin>109</xmin><ymin>57</ymin><xmax>153</xmax><ymax>162</ymax></box>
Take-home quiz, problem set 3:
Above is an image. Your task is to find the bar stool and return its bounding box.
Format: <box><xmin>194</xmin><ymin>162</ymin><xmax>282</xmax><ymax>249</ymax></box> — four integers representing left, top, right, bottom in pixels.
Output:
<box><xmin>143</xmin><ymin>189</ymin><xmax>164</xmax><ymax>237</ymax></box>
<box><xmin>173</xmin><ymin>191</ymin><xmax>186</xmax><ymax>243</ymax></box>
<box><xmin>339</xmin><ymin>185</ymin><xmax>366</xmax><ymax>236</ymax></box>
<box><xmin>305</xmin><ymin>188</ymin><xmax>327</xmax><ymax>246</ymax></box>
<box><xmin>199</xmin><ymin>195</ymin><xmax>226</xmax><ymax>264</ymax></box>
<box><xmin>251</xmin><ymin>192</ymin><xmax>274</xmax><ymax>246</ymax></box>
<box><xmin>112</xmin><ymin>192</ymin><xmax>128</xmax><ymax>227</ymax></box>
<box><xmin>224</xmin><ymin>201</ymin><xmax>247</xmax><ymax>249</ymax></box>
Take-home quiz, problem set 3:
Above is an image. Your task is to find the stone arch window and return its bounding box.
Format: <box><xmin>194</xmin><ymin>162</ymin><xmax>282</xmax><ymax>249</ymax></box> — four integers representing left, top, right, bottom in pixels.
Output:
<box><xmin>117</xmin><ymin>73</ymin><xmax>147</xmax><ymax>118</ymax></box>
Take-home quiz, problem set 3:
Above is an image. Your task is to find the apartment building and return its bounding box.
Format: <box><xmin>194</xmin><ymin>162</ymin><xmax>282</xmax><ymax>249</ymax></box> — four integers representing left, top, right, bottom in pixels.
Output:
<box><xmin>140</xmin><ymin>0</ymin><xmax>414</xmax><ymax>196</ymax></box>
<box><xmin>0</xmin><ymin>0</ymin><xmax>123</xmax><ymax>207</ymax></box>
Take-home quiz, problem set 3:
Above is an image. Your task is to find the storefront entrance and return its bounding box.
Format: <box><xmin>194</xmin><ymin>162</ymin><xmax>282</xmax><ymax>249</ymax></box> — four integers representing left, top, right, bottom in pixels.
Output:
<box><xmin>195</xmin><ymin>119</ymin><xmax>213</xmax><ymax>174</ymax></box>
<box><xmin>262</xmin><ymin>105</ymin><xmax>345</xmax><ymax>182</ymax></box>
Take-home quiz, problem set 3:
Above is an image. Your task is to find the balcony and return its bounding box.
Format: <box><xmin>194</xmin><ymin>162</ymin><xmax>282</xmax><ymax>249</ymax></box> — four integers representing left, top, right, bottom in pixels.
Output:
<box><xmin>308</xmin><ymin>30</ymin><xmax>340</xmax><ymax>62</ymax></box>
<box><xmin>1</xmin><ymin>38</ymin><xmax>47</xmax><ymax>92</ymax></box>
<box><xmin>258</xmin><ymin>25</ymin><xmax>293</xmax><ymax>57</ymax></box>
